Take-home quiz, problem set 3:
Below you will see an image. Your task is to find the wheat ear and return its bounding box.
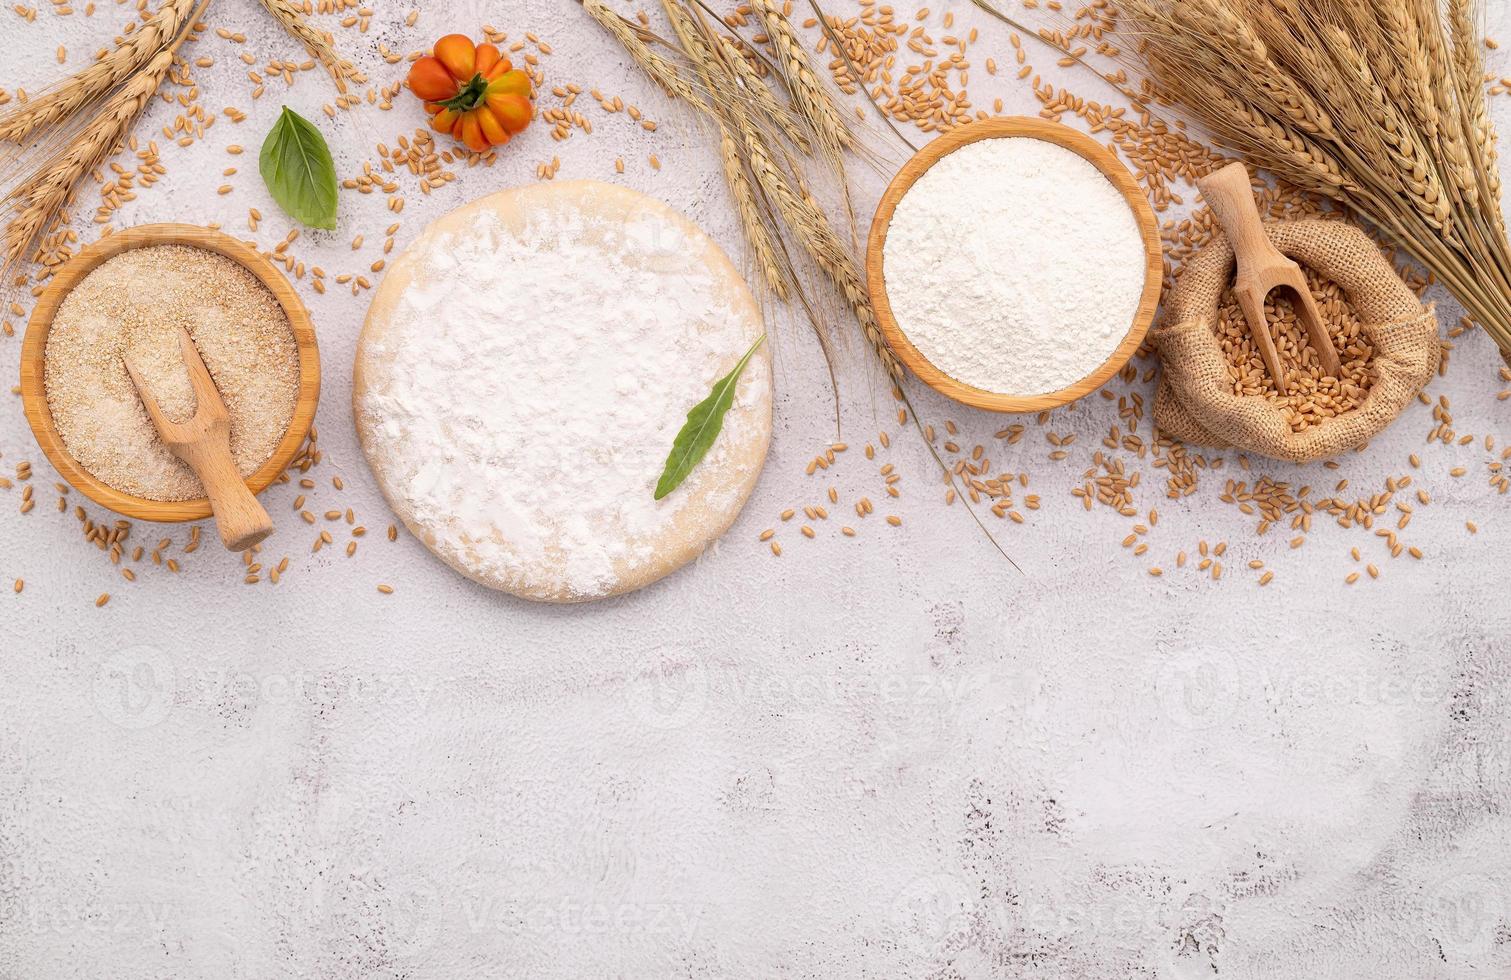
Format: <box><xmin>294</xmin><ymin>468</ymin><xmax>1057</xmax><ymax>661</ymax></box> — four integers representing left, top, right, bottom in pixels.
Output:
<box><xmin>1409</xmin><ymin>0</ymin><xmax>1472</xmax><ymax>171</ymax></box>
<box><xmin>739</xmin><ymin>114</ymin><xmax>898</xmax><ymax>378</ymax></box>
<box><xmin>718</xmin><ymin>35</ymin><xmax>811</xmax><ymax>152</ymax></box>
<box><xmin>748</xmin><ymin>0</ymin><xmax>852</xmax><ymax>156</ymax></box>
<box><xmin>656</xmin><ymin>0</ymin><xmax>789</xmax><ymax>298</ymax></box>
<box><xmin>583</xmin><ymin>0</ymin><xmax>711</xmax><ymax>112</ymax></box>
<box><xmin>255</xmin><ymin>0</ymin><xmax>363</xmax><ymax>94</ymax></box>
<box><xmin>0</xmin><ymin>0</ymin><xmax>198</xmax><ymax>144</ymax></box>
<box><xmin>1181</xmin><ymin>84</ymin><xmax>1355</xmax><ymax>197</ymax></box>
<box><xmin>1446</xmin><ymin>0</ymin><xmax>1503</xmax><ymax>208</ymax></box>
<box><xmin>718</xmin><ymin>129</ymin><xmax>788</xmax><ymax>298</ymax></box>
<box><xmin>1371</xmin><ymin>0</ymin><xmax>1473</xmax><ymax>211</ymax></box>
<box><xmin>1198</xmin><ymin>0</ymin><xmax>1338</xmax><ymax>140</ymax></box>
<box><xmin>3</xmin><ymin>49</ymin><xmax>175</xmax><ymax>273</ymax></box>
<box><xmin>1322</xmin><ymin>24</ymin><xmax>1454</xmax><ymax>238</ymax></box>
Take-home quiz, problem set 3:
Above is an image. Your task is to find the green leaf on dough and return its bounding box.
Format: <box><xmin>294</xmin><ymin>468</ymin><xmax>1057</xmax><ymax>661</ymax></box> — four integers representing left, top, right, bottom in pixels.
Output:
<box><xmin>654</xmin><ymin>335</ymin><xmax>765</xmax><ymax>500</ymax></box>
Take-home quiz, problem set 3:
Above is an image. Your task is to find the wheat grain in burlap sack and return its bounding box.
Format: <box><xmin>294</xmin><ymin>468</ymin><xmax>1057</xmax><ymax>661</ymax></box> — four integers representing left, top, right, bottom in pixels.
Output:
<box><xmin>1151</xmin><ymin>220</ymin><xmax>1438</xmax><ymax>463</ymax></box>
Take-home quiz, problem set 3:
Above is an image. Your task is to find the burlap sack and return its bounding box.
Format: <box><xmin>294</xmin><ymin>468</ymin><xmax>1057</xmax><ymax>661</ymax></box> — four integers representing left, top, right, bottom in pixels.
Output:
<box><xmin>1151</xmin><ymin>220</ymin><xmax>1438</xmax><ymax>462</ymax></box>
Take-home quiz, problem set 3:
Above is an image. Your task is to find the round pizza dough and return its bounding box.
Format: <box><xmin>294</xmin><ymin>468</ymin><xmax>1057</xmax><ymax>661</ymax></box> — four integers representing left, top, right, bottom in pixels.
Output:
<box><xmin>353</xmin><ymin>180</ymin><xmax>772</xmax><ymax>602</ymax></box>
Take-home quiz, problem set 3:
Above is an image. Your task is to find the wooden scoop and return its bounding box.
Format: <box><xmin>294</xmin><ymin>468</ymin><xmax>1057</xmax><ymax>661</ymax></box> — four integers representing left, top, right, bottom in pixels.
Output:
<box><xmin>1198</xmin><ymin>162</ymin><xmax>1343</xmax><ymax>391</ymax></box>
<box><xmin>125</xmin><ymin>327</ymin><xmax>274</xmax><ymax>551</ymax></box>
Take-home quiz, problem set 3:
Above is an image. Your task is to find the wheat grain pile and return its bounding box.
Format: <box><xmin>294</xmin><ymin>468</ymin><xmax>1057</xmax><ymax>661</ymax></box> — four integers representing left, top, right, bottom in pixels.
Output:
<box><xmin>1215</xmin><ymin>269</ymin><xmax>1377</xmax><ymax>432</ymax></box>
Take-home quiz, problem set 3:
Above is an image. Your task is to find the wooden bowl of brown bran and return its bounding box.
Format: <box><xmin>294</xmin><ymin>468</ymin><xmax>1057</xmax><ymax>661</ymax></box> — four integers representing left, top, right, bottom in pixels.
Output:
<box><xmin>19</xmin><ymin>223</ymin><xmax>321</xmax><ymax>523</ymax></box>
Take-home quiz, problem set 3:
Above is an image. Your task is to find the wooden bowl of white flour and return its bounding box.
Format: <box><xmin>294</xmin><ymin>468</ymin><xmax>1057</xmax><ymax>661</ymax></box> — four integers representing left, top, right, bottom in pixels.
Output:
<box><xmin>867</xmin><ymin>117</ymin><xmax>1162</xmax><ymax>413</ymax></box>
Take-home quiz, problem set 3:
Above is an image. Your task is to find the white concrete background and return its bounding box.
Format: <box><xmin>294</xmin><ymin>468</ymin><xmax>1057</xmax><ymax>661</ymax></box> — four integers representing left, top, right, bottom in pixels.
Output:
<box><xmin>2</xmin><ymin>1</ymin><xmax>1510</xmax><ymax>977</ymax></box>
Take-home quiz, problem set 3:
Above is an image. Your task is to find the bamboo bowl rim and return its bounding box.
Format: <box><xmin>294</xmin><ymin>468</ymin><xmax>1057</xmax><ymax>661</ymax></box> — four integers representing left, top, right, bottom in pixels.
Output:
<box><xmin>19</xmin><ymin>223</ymin><xmax>321</xmax><ymax>522</ymax></box>
<box><xmin>866</xmin><ymin>116</ymin><xmax>1164</xmax><ymax>414</ymax></box>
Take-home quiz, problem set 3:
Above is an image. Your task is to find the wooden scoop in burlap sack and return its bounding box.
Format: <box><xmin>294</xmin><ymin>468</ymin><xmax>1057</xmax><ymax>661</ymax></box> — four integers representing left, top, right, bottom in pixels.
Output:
<box><xmin>1151</xmin><ymin>220</ymin><xmax>1438</xmax><ymax>463</ymax></box>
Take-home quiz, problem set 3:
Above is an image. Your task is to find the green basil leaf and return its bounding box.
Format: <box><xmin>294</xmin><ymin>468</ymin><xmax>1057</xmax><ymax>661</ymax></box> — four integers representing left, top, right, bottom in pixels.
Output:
<box><xmin>259</xmin><ymin>106</ymin><xmax>338</xmax><ymax>230</ymax></box>
<box><xmin>654</xmin><ymin>335</ymin><xmax>765</xmax><ymax>500</ymax></box>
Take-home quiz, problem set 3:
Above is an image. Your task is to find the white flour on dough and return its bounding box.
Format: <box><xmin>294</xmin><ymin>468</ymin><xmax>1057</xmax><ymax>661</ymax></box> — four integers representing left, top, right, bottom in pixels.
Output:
<box><xmin>353</xmin><ymin>181</ymin><xmax>772</xmax><ymax>602</ymax></box>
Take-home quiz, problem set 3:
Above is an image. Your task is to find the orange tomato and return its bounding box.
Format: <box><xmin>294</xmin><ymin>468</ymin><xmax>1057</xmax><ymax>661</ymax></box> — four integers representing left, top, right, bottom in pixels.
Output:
<box><xmin>487</xmin><ymin>71</ymin><xmax>530</xmax><ymax>99</ymax></box>
<box><xmin>486</xmin><ymin>93</ymin><xmax>532</xmax><ymax>134</ymax></box>
<box><xmin>433</xmin><ymin>34</ymin><xmax>476</xmax><ymax>81</ymax></box>
<box><xmin>407</xmin><ymin>58</ymin><xmax>457</xmax><ymax>102</ymax></box>
<box><xmin>474</xmin><ymin>43</ymin><xmax>503</xmax><ymax>77</ymax></box>
<box><xmin>405</xmin><ymin>32</ymin><xmax>533</xmax><ymax>152</ymax></box>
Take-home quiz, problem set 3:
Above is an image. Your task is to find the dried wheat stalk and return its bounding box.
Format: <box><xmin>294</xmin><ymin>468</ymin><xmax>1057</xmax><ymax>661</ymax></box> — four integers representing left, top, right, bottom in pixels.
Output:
<box><xmin>718</xmin><ymin>36</ymin><xmax>811</xmax><ymax>153</ymax></box>
<box><xmin>2</xmin><ymin>50</ymin><xmax>176</xmax><ymax>273</ymax></box>
<box><xmin>1119</xmin><ymin>0</ymin><xmax>1511</xmax><ymax>359</ymax></box>
<box><xmin>588</xmin><ymin>0</ymin><xmax>849</xmax><ymax>362</ymax></box>
<box><xmin>1320</xmin><ymin>24</ymin><xmax>1453</xmax><ymax>238</ymax></box>
<box><xmin>718</xmin><ymin>129</ymin><xmax>788</xmax><ymax>298</ymax></box>
<box><xmin>748</xmin><ymin>0</ymin><xmax>852</xmax><ymax>157</ymax></box>
<box><xmin>585</xmin><ymin>0</ymin><xmax>895</xmax><ymax>372</ymax></box>
<box><xmin>256</xmin><ymin>0</ymin><xmax>363</xmax><ymax>94</ymax></box>
<box><xmin>586</xmin><ymin>0</ymin><xmax>894</xmax><ymax>374</ymax></box>
<box><xmin>1447</xmin><ymin>0</ymin><xmax>1503</xmax><ymax>211</ymax></box>
<box><xmin>1</xmin><ymin>0</ymin><xmax>208</xmax><ymax>280</ymax></box>
<box><xmin>584</xmin><ymin>0</ymin><xmax>711</xmax><ymax>111</ymax></box>
<box><xmin>0</xmin><ymin>0</ymin><xmax>198</xmax><ymax>144</ymax></box>
<box><xmin>742</xmin><ymin>115</ymin><xmax>899</xmax><ymax>377</ymax></box>
<box><xmin>656</xmin><ymin>0</ymin><xmax>790</xmax><ymax>298</ymax></box>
